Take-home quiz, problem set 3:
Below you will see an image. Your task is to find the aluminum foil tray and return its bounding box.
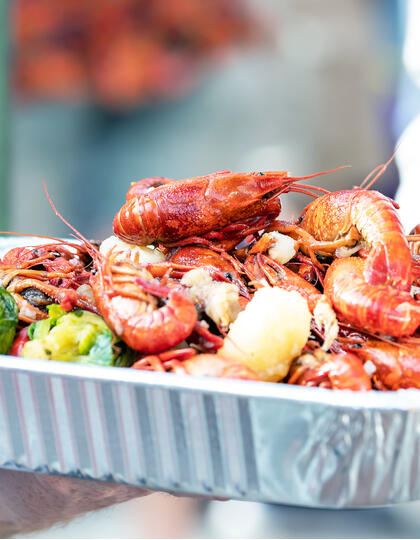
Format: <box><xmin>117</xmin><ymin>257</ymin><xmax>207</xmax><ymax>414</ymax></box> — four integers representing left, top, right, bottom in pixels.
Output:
<box><xmin>1</xmin><ymin>237</ymin><xmax>420</xmax><ymax>508</ymax></box>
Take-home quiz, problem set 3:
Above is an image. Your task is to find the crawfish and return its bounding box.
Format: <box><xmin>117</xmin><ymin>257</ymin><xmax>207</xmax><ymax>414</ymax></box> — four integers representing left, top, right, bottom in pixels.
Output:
<box><xmin>0</xmin><ymin>240</ymin><xmax>96</xmax><ymax>321</ymax></box>
<box><xmin>324</xmin><ymin>257</ymin><xmax>420</xmax><ymax>337</ymax></box>
<box><xmin>6</xmin><ymin>277</ymin><xmax>97</xmax><ymax>322</ymax></box>
<box><xmin>356</xmin><ymin>339</ymin><xmax>420</xmax><ymax>390</ymax></box>
<box><xmin>288</xmin><ymin>349</ymin><xmax>372</xmax><ymax>391</ymax></box>
<box><xmin>113</xmin><ymin>168</ymin><xmax>341</xmax><ymax>246</ymax></box>
<box><xmin>178</xmin><ymin>354</ymin><xmax>260</xmax><ymax>380</ymax></box>
<box><xmin>168</xmin><ymin>245</ymin><xmax>248</xmax><ymax>296</ymax></box>
<box><xmin>89</xmin><ymin>252</ymin><xmax>197</xmax><ymax>354</ymax></box>
<box><xmin>2</xmin><ymin>242</ymin><xmax>90</xmax><ymax>277</ymax></box>
<box><xmin>244</xmin><ymin>253</ymin><xmax>321</xmax><ymax>312</ymax></box>
<box><xmin>133</xmin><ymin>349</ymin><xmax>260</xmax><ymax>380</ymax></box>
<box><xmin>288</xmin><ymin>252</ymin><xmax>321</xmax><ymax>285</ymax></box>
<box><xmin>249</xmin><ymin>231</ymin><xmax>323</xmax><ymax>284</ymax></box>
<box><xmin>39</xmin><ymin>188</ymin><xmax>199</xmax><ymax>354</ymax></box>
<box><xmin>269</xmin><ymin>190</ymin><xmax>412</xmax><ymax>292</ymax></box>
<box><xmin>145</xmin><ymin>245</ymin><xmax>247</xmax><ymax>291</ymax></box>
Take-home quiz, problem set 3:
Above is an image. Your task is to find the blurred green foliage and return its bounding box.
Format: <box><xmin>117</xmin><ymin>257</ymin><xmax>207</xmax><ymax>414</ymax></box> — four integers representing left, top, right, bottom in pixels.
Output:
<box><xmin>0</xmin><ymin>2</ymin><xmax>8</xmax><ymax>229</ymax></box>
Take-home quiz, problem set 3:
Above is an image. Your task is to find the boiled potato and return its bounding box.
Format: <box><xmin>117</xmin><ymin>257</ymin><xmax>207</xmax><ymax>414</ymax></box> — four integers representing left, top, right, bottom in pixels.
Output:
<box><xmin>218</xmin><ymin>287</ymin><xmax>311</xmax><ymax>381</ymax></box>
<box><xmin>266</xmin><ymin>232</ymin><xmax>297</xmax><ymax>264</ymax></box>
<box><xmin>181</xmin><ymin>268</ymin><xmax>241</xmax><ymax>330</ymax></box>
<box><xmin>100</xmin><ymin>235</ymin><xmax>164</xmax><ymax>265</ymax></box>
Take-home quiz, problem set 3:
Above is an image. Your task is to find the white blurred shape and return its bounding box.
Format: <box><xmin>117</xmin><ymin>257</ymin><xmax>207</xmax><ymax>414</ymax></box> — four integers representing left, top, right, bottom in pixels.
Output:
<box><xmin>402</xmin><ymin>0</ymin><xmax>420</xmax><ymax>89</ymax></box>
<box><xmin>203</xmin><ymin>500</ymin><xmax>268</xmax><ymax>538</ymax></box>
<box><xmin>240</xmin><ymin>144</ymin><xmax>302</xmax><ymax>173</ymax></box>
<box><xmin>395</xmin><ymin>114</ymin><xmax>420</xmax><ymax>232</ymax></box>
<box><xmin>395</xmin><ymin>0</ymin><xmax>420</xmax><ymax>232</ymax></box>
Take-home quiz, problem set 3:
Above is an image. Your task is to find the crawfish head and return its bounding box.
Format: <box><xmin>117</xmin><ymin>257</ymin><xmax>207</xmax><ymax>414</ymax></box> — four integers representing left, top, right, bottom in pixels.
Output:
<box><xmin>299</xmin><ymin>189</ymin><xmax>412</xmax><ymax>291</ymax></box>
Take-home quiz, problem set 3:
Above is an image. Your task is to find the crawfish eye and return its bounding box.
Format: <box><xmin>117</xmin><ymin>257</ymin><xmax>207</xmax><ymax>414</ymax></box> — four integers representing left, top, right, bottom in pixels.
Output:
<box><xmin>224</xmin><ymin>272</ymin><xmax>233</xmax><ymax>281</ymax></box>
<box><xmin>257</xmin><ymin>172</ymin><xmax>264</xmax><ymax>176</ymax></box>
<box><xmin>91</xmin><ymin>268</ymin><xmax>97</xmax><ymax>275</ymax></box>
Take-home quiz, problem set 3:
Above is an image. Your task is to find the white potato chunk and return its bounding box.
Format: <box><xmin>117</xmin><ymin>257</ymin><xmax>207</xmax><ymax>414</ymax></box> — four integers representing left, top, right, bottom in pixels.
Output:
<box><xmin>100</xmin><ymin>235</ymin><xmax>164</xmax><ymax>265</ymax></box>
<box><xmin>266</xmin><ymin>232</ymin><xmax>297</xmax><ymax>264</ymax></box>
<box><xmin>181</xmin><ymin>268</ymin><xmax>241</xmax><ymax>330</ymax></box>
<box><xmin>218</xmin><ymin>287</ymin><xmax>311</xmax><ymax>382</ymax></box>
<box><xmin>313</xmin><ymin>295</ymin><xmax>339</xmax><ymax>352</ymax></box>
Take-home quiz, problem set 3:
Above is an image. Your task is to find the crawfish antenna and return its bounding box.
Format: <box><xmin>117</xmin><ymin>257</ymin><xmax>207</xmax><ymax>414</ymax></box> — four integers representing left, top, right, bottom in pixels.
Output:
<box><xmin>359</xmin><ymin>145</ymin><xmax>400</xmax><ymax>190</ymax></box>
<box><xmin>42</xmin><ymin>180</ymin><xmax>99</xmax><ymax>255</ymax></box>
<box><xmin>291</xmin><ymin>164</ymin><xmax>350</xmax><ymax>182</ymax></box>
<box><xmin>0</xmin><ymin>230</ymin><xmax>75</xmax><ymax>245</ymax></box>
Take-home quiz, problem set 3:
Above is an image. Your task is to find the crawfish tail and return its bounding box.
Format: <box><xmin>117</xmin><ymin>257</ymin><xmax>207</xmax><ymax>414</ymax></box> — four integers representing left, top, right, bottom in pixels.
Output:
<box><xmin>352</xmin><ymin>190</ymin><xmax>412</xmax><ymax>291</ymax></box>
<box><xmin>324</xmin><ymin>257</ymin><xmax>420</xmax><ymax>337</ymax></box>
<box><xmin>113</xmin><ymin>196</ymin><xmax>160</xmax><ymax>246</ymax></box>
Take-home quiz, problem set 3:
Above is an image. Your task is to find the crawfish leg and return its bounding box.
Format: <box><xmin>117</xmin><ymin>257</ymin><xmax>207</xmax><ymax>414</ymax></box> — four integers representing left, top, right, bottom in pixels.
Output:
<box><xmin>303</xmin><ymin>234</ymin><xmax>359</xmax><ymax>268</ymax></box>
<box><xmin>266</xmin><ymin>222</ymin><xmax>323</xmax><ymax>267</ymax></box>
<box><xmin>267</xmin><ymin>221</ymin><xmax>360</xmax><ymax>267</ymax></box>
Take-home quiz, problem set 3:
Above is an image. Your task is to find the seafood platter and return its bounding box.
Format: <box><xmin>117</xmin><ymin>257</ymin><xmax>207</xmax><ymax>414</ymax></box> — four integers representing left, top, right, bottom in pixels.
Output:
<box><xmin>0</xmin><ymin>166</ymin><xmax>419</xmax><ymax>508</ymax></box>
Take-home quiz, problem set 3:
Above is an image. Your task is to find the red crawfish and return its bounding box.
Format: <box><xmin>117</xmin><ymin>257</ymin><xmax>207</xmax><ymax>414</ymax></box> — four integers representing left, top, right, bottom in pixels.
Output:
<box><xmin>244</xmin><ymin>253</ymin><xmax>322</xmax><ymax>312</ymax></box>
<box><xmin>288</xmin><ymin>349</ymin><xmax>372</xmax><ymax>391</ymax></box>
<box><xmin>90</xmin><ymin>254</ymin><xmax>197</xmax><ymax>354</ymax></box>
<box><xmin>0</xmin><ymin>240</ymin><xmax>96</xmax><ymax>322</ymax></box>
<box><xmin>270</xmin><ymin>190</ymin><xmax>413</xmax><ymax>292</ymax></box>
<box><xmin>168</xmin><ymin>245</ymin><xmax>248</xmax><ymax>296</ymax></box>
<box><xmin>323</xmin><ymin>257</ymin><xmax>420</xmax><ymax>338</ymax></box>
<box><xmin>40</xmin><ymin>191</ymin><xmax>199</xmax><ymax>355</ymax></box>
<box><xmin>113</xmin><ymin>168</ymin><xmax>342</xmax><ymax>246</ymax></box>
<box><xmin>356</xmin><ymin>339</ymin><xmax>420</xmax><ymax>390</ymax></box>
<box><xmin>132</xmin><ymin>348</ymin><xmax>260</xmax><ymax>380</ymax></box>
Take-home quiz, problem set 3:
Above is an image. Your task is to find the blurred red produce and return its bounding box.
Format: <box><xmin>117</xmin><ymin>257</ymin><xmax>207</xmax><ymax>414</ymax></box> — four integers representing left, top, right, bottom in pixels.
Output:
<box><xmin>13</xmin><ymin>0</ymin><xmax>255</xmax><ymax>108</ymax></box>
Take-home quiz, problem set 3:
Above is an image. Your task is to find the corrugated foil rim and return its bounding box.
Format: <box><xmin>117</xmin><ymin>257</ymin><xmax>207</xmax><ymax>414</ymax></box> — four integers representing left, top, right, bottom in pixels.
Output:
<box><xmin>0</xmin><ymin>354</ymin><xmax>418</xmax><ymax>410</ymax></box>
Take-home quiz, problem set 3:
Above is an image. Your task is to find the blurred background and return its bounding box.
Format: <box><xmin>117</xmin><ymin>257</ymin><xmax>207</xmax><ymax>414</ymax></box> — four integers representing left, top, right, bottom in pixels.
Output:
<box><xmin>5</xmin><ymin>0</ymin><xmax>410</xmax><ymax>240</ymax></box>
<box><xmin>3</xmin><ymin>0</ymin><xmax>420</xmax><ymax>538</ymax></box>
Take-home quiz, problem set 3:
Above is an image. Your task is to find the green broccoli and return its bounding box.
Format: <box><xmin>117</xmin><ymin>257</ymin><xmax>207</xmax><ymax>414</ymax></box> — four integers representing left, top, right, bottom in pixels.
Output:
<box><xmin>22</xmin><ymin>305</ymin><xmax>135</xmax><ymax>367</ymax></box>
<box><xmin>0</xmin><ymin>289</ymin><xmax>19</xmax><ymax>354</ymax></box>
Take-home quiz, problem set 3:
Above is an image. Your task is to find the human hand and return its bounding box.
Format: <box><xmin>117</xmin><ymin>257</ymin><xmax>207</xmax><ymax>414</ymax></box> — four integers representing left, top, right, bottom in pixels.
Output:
<box><xmin>0</xmin><ymin>469</ymin><xmax>149</xmax><ymax>536</ymax></box>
